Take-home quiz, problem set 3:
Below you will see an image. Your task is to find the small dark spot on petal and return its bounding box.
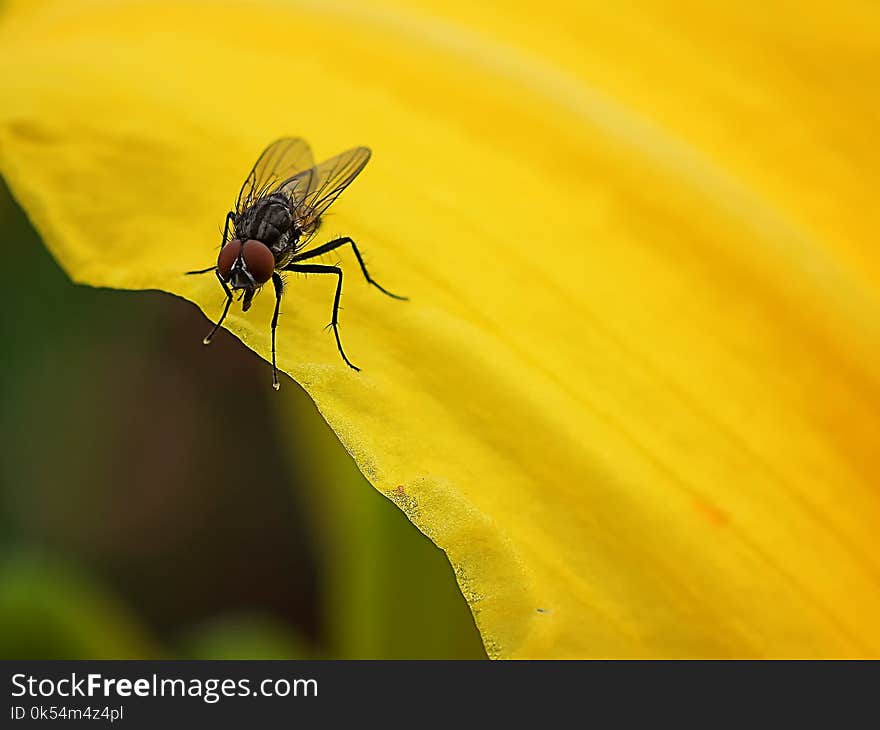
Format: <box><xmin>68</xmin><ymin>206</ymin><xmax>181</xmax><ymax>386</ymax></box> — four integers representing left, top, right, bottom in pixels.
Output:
<box><xmin>692</xmin><ymin>496</ymin><xmax>730</xmax><ymax>527</ymax></box>
<box><xmin>7</xmin><ymin>119</ymin><xmax>57</xmax><ymax>143</ymax></box>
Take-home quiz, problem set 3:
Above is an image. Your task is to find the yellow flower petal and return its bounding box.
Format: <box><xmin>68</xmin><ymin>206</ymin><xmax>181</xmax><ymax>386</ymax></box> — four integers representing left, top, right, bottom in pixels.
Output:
<box><xmin>1</xmin><ymin>0</ymin><xmax>879</xmax><ymax>657</ymax></box>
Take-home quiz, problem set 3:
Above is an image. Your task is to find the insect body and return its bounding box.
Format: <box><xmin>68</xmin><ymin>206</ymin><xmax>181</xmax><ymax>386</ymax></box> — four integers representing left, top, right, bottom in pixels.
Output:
<box><xmin>186</xmin><ymin>138</ymin><xmax>406</xmax><ymax>389</ymax></box>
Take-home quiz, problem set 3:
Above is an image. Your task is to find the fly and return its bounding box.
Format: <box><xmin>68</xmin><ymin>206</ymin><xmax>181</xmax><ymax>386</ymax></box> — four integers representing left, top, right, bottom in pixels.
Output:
<box><xmin>186</xmin><ymin>137</ymin><xmax>406</xmax><ymax>389</ymax></box>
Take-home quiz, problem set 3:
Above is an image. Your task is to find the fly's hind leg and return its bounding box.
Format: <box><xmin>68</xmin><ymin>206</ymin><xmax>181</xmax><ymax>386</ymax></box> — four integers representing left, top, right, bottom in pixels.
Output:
<box><xmin>290</xmin><ymin>237</ymin><xmax>407</xmax><ymax>301</ymax></box>
<box><xmin>284</xmin><ymin>263</ymin><xmax>359</xmax><ymax>371</ymax></box>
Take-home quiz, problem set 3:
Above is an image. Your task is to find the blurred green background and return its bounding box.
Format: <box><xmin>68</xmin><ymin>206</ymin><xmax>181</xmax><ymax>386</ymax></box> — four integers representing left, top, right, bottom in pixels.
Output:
<box><xmin>0</xmin><ymin>177</ymin><xmax>485</xmax><ymax>659</ymax></box>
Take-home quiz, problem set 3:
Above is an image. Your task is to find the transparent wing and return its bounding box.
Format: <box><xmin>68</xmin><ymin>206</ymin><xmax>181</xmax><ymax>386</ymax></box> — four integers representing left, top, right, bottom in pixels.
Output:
<box><xmin>278</xmin><ymin>146</ymin><xmax>371</xmax><ymax>226</ymax></box>
<box><xmin>236</xmin><ymin>137</ymin><xmax>314</xmax><ymax>213</ymax></box>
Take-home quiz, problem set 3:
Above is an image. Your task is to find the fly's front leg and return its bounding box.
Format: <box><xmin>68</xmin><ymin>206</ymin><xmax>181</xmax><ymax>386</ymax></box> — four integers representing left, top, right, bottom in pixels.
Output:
<box><xmin>221</xmin><ymin>210</ymin><xmax>235</xmax><ymax>246</ymax></box>
<box><xmin>270</xmin><ymin>272</ymin><xmax>284</xmax><ymax>390</ymax></box>
<box><xmin>185</xmin><ymin>211</ymin><xmax>236</xmax><ymax>275</ymax></box>
<box><xmin>285</xmin><ymin>263</ymin><xmax>359</xmax><ymax>371</ymax></box>
<box><xmin>203</xmin><ymin>271</ymin><xmax>233</xmax><ymax>345</ymax></box>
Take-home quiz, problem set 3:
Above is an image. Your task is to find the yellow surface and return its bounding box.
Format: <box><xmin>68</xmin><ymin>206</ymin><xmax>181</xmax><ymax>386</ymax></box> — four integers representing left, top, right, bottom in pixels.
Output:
<box><xmin>1</xmin><ymin>0</ymin><xmax>879</xmax><ymax>657</ymax></box>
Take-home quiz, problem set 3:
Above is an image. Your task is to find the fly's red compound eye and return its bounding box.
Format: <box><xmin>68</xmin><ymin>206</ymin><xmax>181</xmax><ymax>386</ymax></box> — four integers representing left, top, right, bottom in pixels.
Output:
<box><xmin>241</xmin><ymin>240</ymin><xmax>275</xmax><ymax>285</ymax></box>
<box><xmin>217</xmin><ymin>239</ymin><xmax>243</xmax><ymax>279</ymax></box>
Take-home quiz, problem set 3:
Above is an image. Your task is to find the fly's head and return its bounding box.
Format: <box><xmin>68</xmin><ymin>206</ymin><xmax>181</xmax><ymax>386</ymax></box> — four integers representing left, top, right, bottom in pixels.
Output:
<box><xmin>216</xmin><ymin>239</ymin><xmax>275</xmax><ymax>311</ymax></box>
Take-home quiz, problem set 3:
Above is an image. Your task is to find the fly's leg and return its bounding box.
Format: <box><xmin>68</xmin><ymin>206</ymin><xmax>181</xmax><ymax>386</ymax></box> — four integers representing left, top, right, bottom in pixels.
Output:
<box><xmin>284</xmin><ymin>263</ymin><xmax>360</xmax><ymax>371</ymax></box>
<box><xmin>270</xmin><ymin>272</ymin><xmax>284</xmax><ymax>390</ymax></box>
<box><xmin>203</xmin><ymin>271</ymin><xmax>233</xmax><ymax>345</ymax></box>
<box><xmin>185</xmin><ymin>211</ymin><xmax>236</xmax><ymax>275</ymax></box>
<box><xmin>291</xmin><ymin>237</ymin><xmax>408</xmax><ymax>300</ymax></box>
<box><xmin>221</xmin><ymin>210</ymin><xmax>235</xmax><ymax>246</ymax></box>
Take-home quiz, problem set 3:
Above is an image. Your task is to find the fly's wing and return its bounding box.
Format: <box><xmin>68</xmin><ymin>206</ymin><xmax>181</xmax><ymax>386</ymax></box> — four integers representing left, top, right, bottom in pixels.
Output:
<box><xmin>278</xmin><ymin>147</ymin><xmax>371</xmax><ymax>229</ymax></box>
<box><xmin>236</xmin><ymin>138</ymin><xmax>315</xmax><ymax>213</ymax></box>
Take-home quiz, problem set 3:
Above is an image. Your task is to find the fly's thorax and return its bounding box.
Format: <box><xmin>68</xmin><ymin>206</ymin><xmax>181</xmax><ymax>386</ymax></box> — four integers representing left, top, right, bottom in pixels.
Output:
<box><xmin>237</xmin><ymin>194</ymin><xmax>292</xmax><ymax>246</ymax></box>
